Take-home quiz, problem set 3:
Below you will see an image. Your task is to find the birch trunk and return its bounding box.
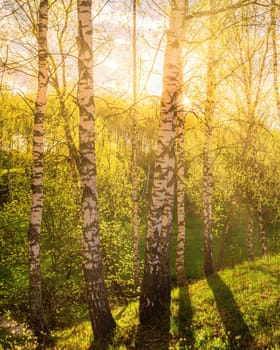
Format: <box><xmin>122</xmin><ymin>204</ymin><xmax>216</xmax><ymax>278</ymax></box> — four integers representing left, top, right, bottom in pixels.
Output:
<box><xmin>139</xmin><ymin>0</ymin><xmax>186</xmax><ymax>324</ymax></box>
<box><xmin>270</xmin><ymin>0</ymin><xmax>280</xmax><ymax>119</ymax></box>
<box><xmin>77</xmin><ymin>0</ymin><xmax>115</xmax><ymax>340</ymax></box>
<box><xmin>203</xmin><ymin>0</ymin><xmax>216</xmax><ymax>277</ymax></box>
<box><xmin>160</xmin><ymin>150</ymin><xmax>176</xmax><ymax>303</ymax></box>
<box><xmin>175</xmin><ymin>42</ymin><xmax>187</xmax><ymax>287</ymax></box>
<box><xmin>217</xmin><ymin>217</ymin><xmax>230</xmax><ymax>271</ymax></box>
<box><xmin>247</xmin><ymin>206</ymin><xmax>254</xmax><ymax>261</ymax></box>
<box><xmin>203</xmin><ymin>125</ymin><xmax>214</xmax><ymax>276</ymax></box>
<box><xmin>132</xmin><ymin>0</ymin><xmax>139</xmax><ymax>289</ymax></box>
<box><xmin>28</xmin><ymin>0</ymin><xmax>49</xmax><ymax>343</ymax></box>
<box><xmin>257</xmin><ymin>204</ymin><xmax>268</xmax><ymax>256</ymax></box>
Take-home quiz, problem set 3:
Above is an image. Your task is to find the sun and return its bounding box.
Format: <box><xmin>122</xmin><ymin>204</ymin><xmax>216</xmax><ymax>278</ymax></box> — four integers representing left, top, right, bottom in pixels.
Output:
<box><xmin>183</xmin><ymin>96</ymin><xmax>192</xmax><ymax>107</ymax></box>
<box><xmin>106</xmin><ymin>59</ymin><xmax>118</xmax><ymax>71</ymax></box>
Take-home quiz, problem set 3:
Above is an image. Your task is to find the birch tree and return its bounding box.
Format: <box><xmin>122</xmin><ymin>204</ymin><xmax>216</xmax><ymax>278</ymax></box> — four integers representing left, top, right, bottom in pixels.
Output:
<box><xmin>27</xmin><ymin>0</ymin><xmax>49</xmax><ymax>343</ymax></box>
<box><xmin>203</xmin><ymin>0</ymin><xmax>216</xmax><ymax>277</ymax></box>
<box><xmin>234</xmin><ymin>3</ymin><xmax>270</xmax><ymax>261</ymax></box>
<box><xmin>175</xmin><ymin>1</ymin><xmax>188</xmax><ymax>288</ymax></box>
<box><xmin>257</xmin><ymin>204</ymin><xmax>268</xmax><ymax>256</ymax></box>
<box><xmin>47</xmin><ymin>0</ymin><xmax>80</xmax><ymax>212</ymax></box>
<box><xmin>270</xmin><ymin>0</ymin><xmax>280</xmax><ymax>119</ymax></box>
<box><xmin>139</xmin><ymin>0</ymin><xmax>186</xmax><ymax>323</ymax></box>
<box><xmin>247</xmin><ymin>205</ymin><xmax>255</xmax><ymax>261</ymax></box>
<box><xmin>132</xmin><ymin>0</ymin><xmax>139</xmax><ymax>289</ymax></box>
<box><xmin>77</xmin><ymin>0</ymin><xmax>115</xmax><ymax>341</ymax></box>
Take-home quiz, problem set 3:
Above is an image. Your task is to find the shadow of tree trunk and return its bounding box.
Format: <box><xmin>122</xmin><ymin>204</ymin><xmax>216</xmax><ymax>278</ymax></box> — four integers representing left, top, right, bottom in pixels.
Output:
<box><xmin>207</xmin><ymin>273</ymin><xmax>256</xmax><ymax>349</ymax></box>
<box><xmin>135</xmin><ymin>301</ymin><xmax>170</xmax><ymax>350</ymax></box>
<box><xmin>177</xmin><ymin>286</ymin><xmax>195</xmax><ymax>349</ymax></box>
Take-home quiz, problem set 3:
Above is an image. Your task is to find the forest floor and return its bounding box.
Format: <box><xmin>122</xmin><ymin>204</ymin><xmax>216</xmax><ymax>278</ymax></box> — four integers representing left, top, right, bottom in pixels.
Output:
<box><xmin>1</xmin><ymin>254</ymin><xmax>279</xmax><ymax>349</ymax></box>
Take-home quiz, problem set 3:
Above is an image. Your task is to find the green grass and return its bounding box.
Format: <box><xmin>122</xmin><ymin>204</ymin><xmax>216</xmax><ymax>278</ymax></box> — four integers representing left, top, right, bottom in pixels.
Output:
<box><xmin>170</xmin><ymin>253</ymin><xmax>280</xmax><ymax>349</ymax></box>
<box><xmin>2</xmin><ymin>254</ymin><xmax>279</xmax><ymax>349</ymax></box>
<box><xmin>170</xmin><ymin>207</ymin><xmax>278</xmax><ymax>279</ymax></box>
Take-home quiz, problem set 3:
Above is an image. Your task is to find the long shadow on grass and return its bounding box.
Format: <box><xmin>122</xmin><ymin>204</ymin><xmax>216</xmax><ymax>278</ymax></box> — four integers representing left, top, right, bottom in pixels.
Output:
<box><xmin>174</xmin><ymin>286</ymin><xmax>195</xmax><ymax>349</ymax></box>
<box><xmin>207</xmin><ymin>273</ymin><xmax>255</xmax><ymax>350</ymax></box>
<box><xmin>135</xmin><ymin>302</ymin><xmax>170</xmax><ymax>350</ymax></box>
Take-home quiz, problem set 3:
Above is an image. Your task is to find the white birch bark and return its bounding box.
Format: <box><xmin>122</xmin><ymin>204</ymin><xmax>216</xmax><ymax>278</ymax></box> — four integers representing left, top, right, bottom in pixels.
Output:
<box><xmin>139</xmin><ymin>0</ymin><xmax>186</xmax><ymax>323</ymax></box>
<box><xmin>257</xmin><ymin>204</ymin><xmax>268</xmax><ymax>256</ymax></box>
<box><xmin>270</xmin><ymin>0</ymin><xmax>280</xmax><ymax>119</ymax></box>
<box><xmin>28</xmin><ymin>0</ymin><xmax>49</xmax><ymax>342</ymax></box>
<box><xmin>77</xmin><ymin>0</ymin><xmax>115</xmax><ymax>340</ymax></box>
<box><xmin>132</xmin><ymin>0</ymin><xmax>139</xmax><ymax>289</ymax></box>
<box><xmin>203</xmin><ymin>0</ymin><xmax>216</xmax><ymax>277</ymax></box>
<box><xmin>247</xmin><ymin>206</ymin><xmax>255</xmax><ymax>261</ymax></box>
<box><xmin>175</xmin><ymin>6</ymin><xmax>188</xmax><ymax>286</ymax></box>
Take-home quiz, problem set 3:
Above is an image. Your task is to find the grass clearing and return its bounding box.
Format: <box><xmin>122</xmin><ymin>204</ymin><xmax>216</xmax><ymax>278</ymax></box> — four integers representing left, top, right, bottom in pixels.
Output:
<box><xmin>1</xmin><ymin>254</ymin><xmax>279</xmax><ymax>349</ymax></box>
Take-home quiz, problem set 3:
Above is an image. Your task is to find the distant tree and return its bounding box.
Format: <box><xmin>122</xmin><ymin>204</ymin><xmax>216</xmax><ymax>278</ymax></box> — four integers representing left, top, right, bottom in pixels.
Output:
<box><xmin>27</xmin><ymin>0</ymin><xmax>50</xmax><ymax>344</ymax></box>
<box><xmin>256</xmin><ymin>204</ymin><xmax>268</xmax><ymax>256</ymax></box>
<box><xmin>203</xmin><ymin>0</ymin><xmax>216</xmax><ymax>277</ymax></box>
<box><xmin>47</xmin><ymin>0</ymin><xmax>80</xmax><ymax>212</ymax></box>
<box><xmin>139</xmin><ymin>0</ymin><xmax>186</xmax><ymax>323</ymax></box>
<box><xmin>270</xmin><ymin>0</ymin><xmax>280</xmax><ymax>119</ymax></box>
<box><xmin>175</xmin><ymin>1</ymin><xmax>188</xmax><ymax>287</ymax></box>
<box><xmin>132</xmin><ymin>0</ymin><xmax>140</xmax><ymax>290</ymax></box>
<box><xmin>247</xmin><ymin>205</ymin><xmax>255</xmax><ymax>261</ymax></box>
<box><xmin>76</xmin><ymin>0</ymin><xmax>115</xmax><ymax>341</ymax></box>
<box><xmin>216</xmin><ymin>214</ymin><xmax>231</xmax><ymax>270</ymax></box>
<box><xmin>214</xmin><ymin>1</ymin><xmax>271</xmax><ymax>262</ymax></box>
